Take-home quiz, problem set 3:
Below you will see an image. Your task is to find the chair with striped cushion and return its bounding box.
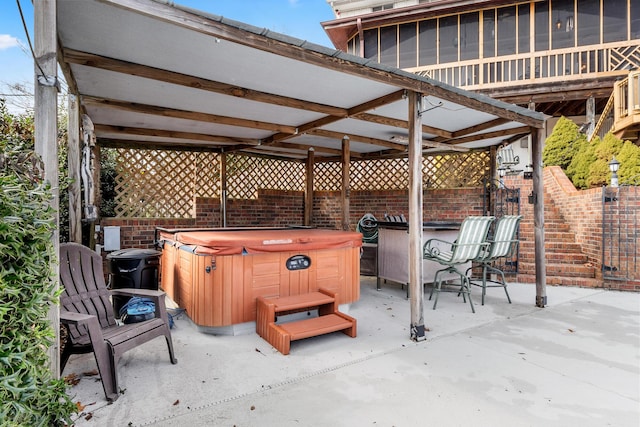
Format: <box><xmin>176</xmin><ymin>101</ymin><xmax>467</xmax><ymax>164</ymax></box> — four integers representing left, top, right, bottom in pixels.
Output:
<box><xmin>468</xmin><ymin>215</ymin><xmax>523</xmax><ymax>305</ymax></box>
<box><xmin>423</xmin><ymin>216</ymin><xmax>495</xmax><ymax>313</ymax></box>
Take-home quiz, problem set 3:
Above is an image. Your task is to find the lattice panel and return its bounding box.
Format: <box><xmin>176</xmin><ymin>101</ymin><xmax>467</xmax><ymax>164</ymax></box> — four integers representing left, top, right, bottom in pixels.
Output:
<box><xmin>111</xmin><ymin>149</ymin><xmax>490</xmax><ymax>218</ymax></box>
<box><xmin>114</xmin><ymin>149</ymin><xmax>196</xmax><ymax>218</ymax></box>
<box><xmin>611</xmin><ymin>45</ymin><xmax>640</xmax><ymax>71</ymax></box>
<box><xmin>423</xmin><ymin>152</ymin><xmax>490</xmax><ymax>189</ymax></box>
<box><xmin>195</xmin><ymin>152</ymin><xmax>220</xmax><ymax>198</ymax></box>
<box><xmin>351</xmin><ymin>158</ymin><xmax>409</xmax><ymax>191</ymax></box>
<box><xmin>226</xmin><ymin>154</ymin><xmax>305</xmax><ymax>199</ymax></box>
<box><xmin>315</xmin><ymin>161</ymin><xmax>342</xmax><ymax>191</ymax></box>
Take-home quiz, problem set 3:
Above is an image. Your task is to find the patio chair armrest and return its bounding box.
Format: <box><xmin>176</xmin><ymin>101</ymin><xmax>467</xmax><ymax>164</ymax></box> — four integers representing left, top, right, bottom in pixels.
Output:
<box><xmin>110</xmin><ymin>288</ymin><xmax>165</xmax><ymax>299</ymax></box>
<box><xmin>423</xmin><ymin>238</ymin><xmax>454</xmax><ymax>258</ymax></box>
<box><xmin>60</xmin><ymin>310</ymin><xmax>95</xmax><ymax>326</ymax></box>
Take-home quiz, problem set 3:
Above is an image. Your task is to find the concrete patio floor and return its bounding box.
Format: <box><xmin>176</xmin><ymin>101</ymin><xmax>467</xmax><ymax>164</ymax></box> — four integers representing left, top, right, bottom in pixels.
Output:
<box><xmin>64</xmin><ymin>277</ymin><xmax>640</xmax><ymax>427</ymax></box>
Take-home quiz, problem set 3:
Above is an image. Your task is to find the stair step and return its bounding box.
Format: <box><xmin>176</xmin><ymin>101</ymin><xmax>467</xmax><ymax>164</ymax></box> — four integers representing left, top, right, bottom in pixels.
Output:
<box><xmin>518</xmin><ymin>262</ymin><xmax>596</xmax><ymax>278</ymax></box>
<box><xmin>518</xmin><ymin>251</ymin><xmax>588</xmax><ymax>264</ymax></box>
<box><xmin>519</xmin><ymin>241</ymin><xmax>584</xmax><ymax>252</ymax></box>
<box><xmin>279</xmin><ymin>313</ymin><xmax>354</xmax><ymax>340</ymax></box>
<box><xmin>516</xmin><ymin>274</ymin><xmax>602</xmax><ymax>287</ymax></box>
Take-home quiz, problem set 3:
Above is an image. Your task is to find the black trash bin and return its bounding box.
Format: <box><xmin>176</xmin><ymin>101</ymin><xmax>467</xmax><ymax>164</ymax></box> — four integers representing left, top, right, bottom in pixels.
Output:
<box><xmin>107</xmin><ymin>248</ymin><xmax>162</xmax><ymax>318</ymax></box>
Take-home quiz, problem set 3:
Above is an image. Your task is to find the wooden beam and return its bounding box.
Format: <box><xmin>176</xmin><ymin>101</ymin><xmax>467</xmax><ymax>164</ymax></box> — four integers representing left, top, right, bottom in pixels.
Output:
<box><xmin>305</xmin><ymin>148</ymin><xmax>314</xmax><ymax>226</ymax></box>
<box><xmin>354</xmin><ymin>112</ymin><xmax>454</xmax><ymax>138</ymax></box>
<box><xmin>532</xmin><ymin>127</ymin><xmax>547</xmax><ymax>308</ymax></box>
<box><xmin>83</xmin><ymin>96</ymin><xmax>298</xmax><ymax>134</ymax></box>
<box><xmin>262</xmin><ymin>91</ymin><xmax>406</xmax><ymax>145</ymax></box>
<box><xmin>93</xmin><ymin>124</ymin><xmax>259</xmax><ymax>145</ymax></box>
<box><xmin>308</xmin><ymin>128</ymin><xmax>406</xmax><ymax>151</ymax></box>
<box><xmin>451</xmin><ymin>117</ymin><xmax>510</xmax><ymax>138</ymax></box>
<box><xmin>220</xmin><ymin>153</ymin><xmax>227</xmax><ymax>227</ymax></box>
<box><xmin>99</xmin><ymin>137</ymin><xmax>223</xmax><ymax>152</ymax></box>
<box><xmin>63</xmin><ymin>49</ymin><xmax>347</xmax><ymax>117</ymax></box>
<box><xmin>341</xmin><ymin>136</ymin><xmax>350</xmax><ymax>231</ymax></box>
<box><xmin>34</xmin><ymin>0</ymin><xmax>59</xmax><ymax>376</ymax></box>
<box><xmin>68</xmin><ymin>94</ymin><xmax>82</xmax><ymax>243</ymax></box>
<box><xmin>407</xmin><ymin>90</ymin><xmax>425</xmax><ymax>342</ymax></box>
<box><xmin>436</xmin><ymin>126</ymin><xmax>531</xmax><ymax>146</ymax></box>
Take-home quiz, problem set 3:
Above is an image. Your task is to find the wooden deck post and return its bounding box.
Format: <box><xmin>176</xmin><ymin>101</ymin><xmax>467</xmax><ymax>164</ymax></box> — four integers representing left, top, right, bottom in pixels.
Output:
<box><xmin>341</xmin><ymin>136</ymin><xmax>350</xmax><ymax>231</ymax></box>
<box><xmin>305</xmin><ymin>148</ymin><xmax>315</xmax><ymax>226</ymax></box>
<box><xmin>34</xmin><ymin>0</ymin><xmax>59</xmax><ymax>375</ymax></box>
<box><xmin>408</xmin><ymin>91</ymin><xmax>425</xmax><ymax>341</ymax></box>
<box><xmin>68</xmin><ymin>94</ymin><xmax>82</xmax><ymax>243</ymax></box>
<box><xmin>531</xmin><ymin>127</ymin><xmax>547</xmax><ymax>307</ymax></box>
<box><xmin>220</xmin><ymin>152</ymin><xmax>227</xmax><ymax>227</ymax></box>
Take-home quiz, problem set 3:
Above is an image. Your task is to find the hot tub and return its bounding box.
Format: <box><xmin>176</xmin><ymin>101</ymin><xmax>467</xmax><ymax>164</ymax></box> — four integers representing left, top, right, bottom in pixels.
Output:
<box><xmin>157</xmin><ymin>227</ymin><xmax>362</xmax><ymax>334</ymax></box>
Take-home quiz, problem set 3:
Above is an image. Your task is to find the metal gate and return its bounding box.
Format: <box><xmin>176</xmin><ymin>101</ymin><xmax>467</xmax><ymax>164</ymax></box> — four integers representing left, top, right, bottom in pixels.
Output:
<box><xmin>602</xmin><ymin>182</ymin><xmax>640</xmax><ymax>284</ymax></box>
<box><xmin>483</xmin><ymin>179</ymin><xmax>521</xmax><ymax>274</ymax></box>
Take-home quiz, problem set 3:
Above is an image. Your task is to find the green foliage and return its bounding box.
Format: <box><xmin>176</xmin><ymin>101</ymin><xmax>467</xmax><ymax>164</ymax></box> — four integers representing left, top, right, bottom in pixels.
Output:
<box><xmin>566</xmin><ymin>136</ymin><xmax>596</xmax><ymax>189</ymax></box>
<box><xmin>544</xmin><ymin>113</ymin><xmax>639</xmax><ymax>188</ymax></box>
<box><xmin>588</xmin><ymin>133</ymin><xmax>624</xmax><ymax>187</ymax></box>
<box><xmin>0</xmin><ymin>101</ymin><xmax>76</xmax><ymax>426</ymax></box>
<box><xmin>543</xmin><ymin>117</ymin><xmax>584</xmax><ymax>170</ymax></box>
<box><xmin>617</xmin><ymin>141</ymin><xmax>640</xmax><ymax>184</ymax></box>
<box><xmin>100</xmin><ymin>148</ymin><xmax>118</xmax><ymax>217</ymax></box>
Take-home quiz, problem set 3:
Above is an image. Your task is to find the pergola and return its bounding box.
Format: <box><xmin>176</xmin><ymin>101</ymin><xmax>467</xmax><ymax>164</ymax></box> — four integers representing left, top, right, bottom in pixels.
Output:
<box><xmin>34</xmin><ymin>0</ymin><xmax>547</xmax><ymax>363</ymax></box>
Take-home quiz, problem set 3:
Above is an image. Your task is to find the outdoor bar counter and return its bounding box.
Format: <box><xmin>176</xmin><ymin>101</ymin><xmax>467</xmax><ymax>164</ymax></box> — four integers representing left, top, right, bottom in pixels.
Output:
<box><xmin>157</xmin><ymin>227</ymin><xmax>362</xmax><ymax>334</ymax></box>
<box><xmin>377</xmin><ymin>221</ymin><xmax>470</xmax><ymax>293</ymax></box>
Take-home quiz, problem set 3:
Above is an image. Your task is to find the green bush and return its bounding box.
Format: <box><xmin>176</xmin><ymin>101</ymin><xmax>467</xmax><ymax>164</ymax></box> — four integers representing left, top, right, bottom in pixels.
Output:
<box><xmin>566</xmin><ymin>136</ymin><xmax>596</xmax><ymax>189</ymax></box>
<box><xmin>617</xmin><ymin>141</ymin><xmax>640</xmax><ymax>184</ymax></box>
<box><xmin>543</xmin><ymin>117</ymin><xmax>584</xmax><ymax>170</ymax></box>
<box><xmin>0</xmin><ymin>102</ymin><xmax>76</xmax><ymax>426</ymax></box>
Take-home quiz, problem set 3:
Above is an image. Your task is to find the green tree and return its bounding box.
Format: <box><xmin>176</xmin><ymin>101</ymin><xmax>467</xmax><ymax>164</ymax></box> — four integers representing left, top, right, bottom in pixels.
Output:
<box><xmin>543</xmin><ymin>117</ymin><xmax>584</xmax><ymax>170</ymax></box>
<box><xmin>0</xmin><ymin>100</ymin><xmax>76</xmax><ymax>426</ymax></box>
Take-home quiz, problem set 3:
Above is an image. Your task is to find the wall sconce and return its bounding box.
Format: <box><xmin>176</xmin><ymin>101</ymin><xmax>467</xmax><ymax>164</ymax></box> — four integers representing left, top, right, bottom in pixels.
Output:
<box><xmin>555</xmin><ymin>17</ymin><xmax>562</xmax><ymax>30</ymax></box>
<box><xmin>528</xmin><ymin>191</ymin><xmax>537</xmax><ymax>204</ymax></box>
<box><xmin>609</xmin><ymin>156</ymin><xmax>620</xmax><ymax>188</ymax></box>
<box><xmin>523</xmin><ymin>164</ymin><xmax>533</xmax><ymax>180</ymax></box>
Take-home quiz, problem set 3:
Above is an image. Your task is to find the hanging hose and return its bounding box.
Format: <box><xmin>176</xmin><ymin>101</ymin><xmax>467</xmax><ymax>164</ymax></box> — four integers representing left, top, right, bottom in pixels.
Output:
<box><xmin>357</xmin><ymin>213</ymin><xmax>379</xmax><ymax>244</ymax></box>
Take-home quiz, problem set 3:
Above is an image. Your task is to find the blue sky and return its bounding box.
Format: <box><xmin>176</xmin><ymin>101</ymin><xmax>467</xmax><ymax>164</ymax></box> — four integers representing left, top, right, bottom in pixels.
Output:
<box><xmin>0</xmin><ymin>0</ymin><xmax>336</xmax><ymax>112</ymax></box>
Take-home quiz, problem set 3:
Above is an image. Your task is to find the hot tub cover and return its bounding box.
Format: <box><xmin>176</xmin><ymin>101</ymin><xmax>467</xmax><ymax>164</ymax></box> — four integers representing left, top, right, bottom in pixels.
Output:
<box><xmin>164</xmin><ymin>229</ymin><xmax>363</xmax><ymax>255</ymax></box>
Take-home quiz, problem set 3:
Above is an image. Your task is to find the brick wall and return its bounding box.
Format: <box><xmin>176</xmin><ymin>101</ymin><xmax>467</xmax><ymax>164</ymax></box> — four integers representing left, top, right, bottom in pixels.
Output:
<box><xmin>102</xmin><ymin>187</ymin><xmax>482</xmax><ymax>248</ymax></box>
<box><xmin>100</xmin><ymin>170</ymin><xmax>638</xmax><ymax>289</ymax></box>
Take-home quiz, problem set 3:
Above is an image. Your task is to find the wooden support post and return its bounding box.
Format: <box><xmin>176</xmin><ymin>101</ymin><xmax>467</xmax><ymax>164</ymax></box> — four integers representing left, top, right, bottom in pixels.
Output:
<box><xmin>221</xmin><ymin>152</ymin><xmax>227</xmax><ymax>227</ymax></box>
<box><xmin>489</xmin><ymin>145</ymin><xmax>497</xmax><ymax>215</ymax></box>
<box><xmin>532</xmin><ymin>127</ymin><xmax>547</xmax><ymax>307</ymax></box>
<box><xmin>305</xmin><ymin>148</ymin><xmax>315</xmax><ymax>226</ymax></box>
<box><xmin>34</xmin><ymin>0</ymin><xmax>59</xmax><ymax>375</ymax></box>
<box><xmin>68</xmin><ymin>94</ymin><xmax>82</xmax><ymax>243</ymax></box>
<box><xmin>341</xmin><ymin>136</ymin><xmax>350</xmax><ymax>231</ymax></box>
<box><xmin>408</xmin><ymin>91</ymin><xmax>425</xmax><ymax>341</ymax></box>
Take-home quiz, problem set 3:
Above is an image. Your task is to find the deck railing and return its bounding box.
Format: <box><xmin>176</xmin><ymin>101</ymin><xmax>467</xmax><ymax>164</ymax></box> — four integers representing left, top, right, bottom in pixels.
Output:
<box><xmin>412</xmin><ymin>41</ymin><xmax>639</xmax><ymax>91</ymax></box>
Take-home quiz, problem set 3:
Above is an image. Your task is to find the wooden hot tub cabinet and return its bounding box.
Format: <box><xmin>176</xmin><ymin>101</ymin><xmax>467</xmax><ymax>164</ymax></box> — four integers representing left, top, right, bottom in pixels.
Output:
<box><xmin>157</xmin><ymin>228</ymin><xmax>362</xmax><ymax>334</ymax></box>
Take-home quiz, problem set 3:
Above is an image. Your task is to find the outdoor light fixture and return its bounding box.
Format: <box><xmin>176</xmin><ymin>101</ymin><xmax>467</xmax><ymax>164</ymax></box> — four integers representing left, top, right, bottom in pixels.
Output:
<box><xmin>555</xmin><ymin>17</ymin><xmax>562</xmax><ymax>30</ymax></box>
<box><xmin>523</xmin><ymin>164</ymin><xmax>533</xmax><ymax>180</ymax></box>
<box><xmin>609</xmin><ymin>156</ymin><xmax>620</xmax><ymax>188</ymax></box>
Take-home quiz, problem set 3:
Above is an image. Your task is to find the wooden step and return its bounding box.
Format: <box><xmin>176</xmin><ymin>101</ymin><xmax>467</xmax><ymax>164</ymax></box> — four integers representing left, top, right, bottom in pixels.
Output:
<box><xmin>279</xmin><ymin>313</ymin><xmax>356</xmax><ymax>341</ymax></box>
<box><xmin>270</xmin><ymin>291</ymin><xmax>335</xmax><ymax>313</ymax></box>
<box><xmin>256</xmin><ymin>288</ymin><xmax>357</xmax><ymax>355</ymax></box>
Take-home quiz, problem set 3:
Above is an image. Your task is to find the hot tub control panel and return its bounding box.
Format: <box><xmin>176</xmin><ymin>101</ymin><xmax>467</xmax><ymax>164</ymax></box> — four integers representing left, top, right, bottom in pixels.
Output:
<box><xmin>286</xmin><ymin>254</ymin><xmax>311</xmax><ymax>271</ymax></box>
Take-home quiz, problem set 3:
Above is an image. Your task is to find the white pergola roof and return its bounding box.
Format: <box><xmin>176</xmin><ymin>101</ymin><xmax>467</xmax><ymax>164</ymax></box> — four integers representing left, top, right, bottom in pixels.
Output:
<box><xmin>56</xmin><ymin>0</ymin><xmax>546</xmax><ymax>159</ymax></box>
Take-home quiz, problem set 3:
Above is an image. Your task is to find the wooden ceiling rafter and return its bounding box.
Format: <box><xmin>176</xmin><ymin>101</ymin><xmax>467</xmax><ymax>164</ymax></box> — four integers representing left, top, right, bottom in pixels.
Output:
<box><xmin>63</xmin><ymin>49</ymin><xmax>349</xmax><ymax>117</ymax></box>
<box><xmin>93</xmin><ymin>124</ymin><xmax>259</xmax><ymax>145</ymax></box>
<box><xmin>83</xmin><ymin>95</ymin><xmax>298</xmax><ymax>134</ymax></box>
<box><xmin>249</xmin><ymin>90</ymin><xmax>406</xmax><ymax>147</ymax></box>
<box><xmin>435</xmin><ymin>125</ymin><xmax>532</xmax><ymax>146</ymax></box>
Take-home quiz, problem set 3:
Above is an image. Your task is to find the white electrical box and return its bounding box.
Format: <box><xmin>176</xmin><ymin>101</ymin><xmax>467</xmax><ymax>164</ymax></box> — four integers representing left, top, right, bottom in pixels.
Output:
<box><xmin>103</xmin><ymin>226</ymin><xmax>121</xmax><ymax>251</ymax></box>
